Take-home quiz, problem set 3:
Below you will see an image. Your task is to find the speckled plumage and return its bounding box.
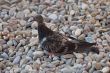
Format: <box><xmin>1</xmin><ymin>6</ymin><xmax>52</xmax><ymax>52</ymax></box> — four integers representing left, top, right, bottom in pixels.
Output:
<box><xmin>33</xmin><ymin>15</ymin><xmax>99</xmax><ymax>55</ymax></box>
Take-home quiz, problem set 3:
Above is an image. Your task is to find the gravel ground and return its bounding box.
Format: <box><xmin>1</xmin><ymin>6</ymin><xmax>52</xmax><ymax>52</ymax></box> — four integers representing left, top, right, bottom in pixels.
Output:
<box><xmin>0</xmin><ymin>0</ymin><xmax>110</xmax><ymax>73</ymax></box>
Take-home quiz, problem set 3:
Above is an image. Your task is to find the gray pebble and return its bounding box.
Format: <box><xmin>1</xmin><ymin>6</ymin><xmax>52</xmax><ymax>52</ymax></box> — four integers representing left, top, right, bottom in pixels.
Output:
<box><xmin>48</xmin><ymin>13</ymin><xmax>58</xmax><ymax>20</ymax></box>
<box><xmin>1</xmin><ymin>52</ymin><xmax>9</xmax><ymax>59</ymax></box>
<box><xmin>93</xmin><ymin>71</ymin><xmax>102</xmax><ymax>73</ymax></box>
<box><xmin>7</xmin><ymin>40</ymin><xmax>13</xmax><ymax>46</ymax></box>
<box><xmin>85</xmin><ymin>36</ymin><xmax>94</xmax><ymax>43</ymax></box>
<box><xmin>0</xmin><ymin>23</ymin><xmax>3</xmax><ymax>31</ymax></box>
<box><xmin>13</xmin><ymin>56</ymin><xmax>21</xmax><ymax>64</ymax></box>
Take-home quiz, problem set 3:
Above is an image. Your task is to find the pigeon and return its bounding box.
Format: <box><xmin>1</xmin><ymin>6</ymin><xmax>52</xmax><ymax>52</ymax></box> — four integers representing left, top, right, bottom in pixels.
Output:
<box><xmin>33</xmin><ymin>15</ymin><xmax>99</xmax><ymax>55</ymax></box>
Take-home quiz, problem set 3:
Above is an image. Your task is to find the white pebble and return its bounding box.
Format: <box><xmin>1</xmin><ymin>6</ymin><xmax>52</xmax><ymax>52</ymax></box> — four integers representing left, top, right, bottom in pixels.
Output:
<box><xmin>48</xmin><ymin>14</ymin><xmax>57</xmax><ymax>20</ymax></box>
<box><xmin>33</xmin><ymin>51</ymin><xmax>44</xmax><ymax>57</ymax></box>
<box><xmin>75</xmin><ymin>29</ymin><xmax>82</xmax><ymax>36</ymax></box>
<box><xmin>70</xmin><ymin>10</ymin><xmax>75</xmax><ymax>15</ymax></box>
<box><xmin>31</xmin><ymin>21</ymin><xmax>38</xmax><ymax>29</ymax></box>
<box><xmin>102</xmin><ymin>67</ymin><xmax>110</xmax><ymax>73</ymax></box>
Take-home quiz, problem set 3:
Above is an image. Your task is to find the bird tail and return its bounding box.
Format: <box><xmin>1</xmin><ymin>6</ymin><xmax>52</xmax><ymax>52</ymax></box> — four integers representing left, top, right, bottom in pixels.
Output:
<box><xmin>76</xmin><ymin>42</ymin><xmax>99</xmax><ymax>54</ymax></box>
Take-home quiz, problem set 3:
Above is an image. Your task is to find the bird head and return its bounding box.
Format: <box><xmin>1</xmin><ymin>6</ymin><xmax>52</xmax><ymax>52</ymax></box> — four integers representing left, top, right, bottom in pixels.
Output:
<box><xmin>33</xmin><ymin>15</ymin><xmax>44</xmax><ymax>23</ymax></box>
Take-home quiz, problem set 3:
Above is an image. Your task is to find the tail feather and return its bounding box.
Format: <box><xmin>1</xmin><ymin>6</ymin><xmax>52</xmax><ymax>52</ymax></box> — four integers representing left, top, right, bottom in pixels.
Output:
<box><xmin>76</xmin><ymin>42</ymin><xmax>99</xmax><ymax>54</ymax></box>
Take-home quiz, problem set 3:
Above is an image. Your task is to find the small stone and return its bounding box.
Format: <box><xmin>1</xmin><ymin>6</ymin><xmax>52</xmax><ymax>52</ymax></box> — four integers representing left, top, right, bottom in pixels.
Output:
<box><xmin>20</xmin><ymin>39</ymin><xmax>26</xmax><ymax>45</ymax></box>
<box><xmin>48</xmin><ymin>14</ymin><xmax>58</xmax><ymax>20</ymax></box>
<box><xmin>16</xmin><ymin>11</ymin><xmax>25</xmax><ymax>19</ymax></box>
<box><xmin>7</xmin><ymin>40</ymin><xmax>13</xmax><ymax>46</ymax></box>
<box><xmin>75</xmin><ymin>29</ymin><xmax>82</xmax><ymax>36</ymax></box>
<box><xmin>74</xmin><ymin>53</ymin><xmax>84</xmax><ymax>59</ymax></box>
<box><xmin>95</xmin><ymin>21</ymin><xmax>101</xmax><ymax>27</ymax></box>
<box><xmin>29</xmin><ymin>37</ymin><xmax>38</xmax><ymax>46</ymax></box>
<box><xmin>61</xmin><ymin>66</ymin><xmax>72</xmax><ymax>73</ymax></box>
<box><xmin>0</xmin><ymin>23</ymin><xmax>3</xmax><ymax>30</ymax></box>
<box><xmin>101</xmin><ymin>67</ymin><xmax>110</xmax><ymax>73</ymax></box>
<box><xmin>66</xmin><ymin>59</ymin><xmax>72</xmax><ymax>65</ymax></box>
<box><xmin>76</xmin><ymin>59</ymin><xmax>83</xmax><ymax>64</ymax></box>
<box><xmin>20</xmin><ymin>59</ymin><xmax>28</xmax><ymax>66</ymax></box>
<box><xmin>23</xmin><ymin>9</ymin><xmax>30</xmax><ymax>17</ymax></box>
<box><xmin>62</xmin><ymin>54</ymin><xmax>74</xmax><ymax>59</ymax></box>
<box><xmin>70</xmin><ymin>10</ymin><xmax>75</xmax><ymax>15</ymax></box>
<box><xmin>31</xmin><ymin>21</ymin><xmax>38</xmax><ymax>29</ymax></box>
<box><xmin>27</xmin><ymin>49</ymin><xmax>33</xmax><ymax>57</ymax></box>
<box><xmin>33</xmin><ymin>51</ymin><xmax>44</xmax><ymax>58</ymax></box>
<box><xmin>78</xmin><ymin>34</ymin><xmax>85</xmax><ymax>41</ymax></box>
<box><xmin>70</xmin><ymin>26</ymin><xmax>78</xmax><ymax>31</ymax></box>
<box><xmin>32</xmin><ymin>29</ymin><xmax>38</xmax><ymax>36</ymax></box>
<box><xmin>103</xmin><ymin>33</ymin><xmax>110</xmax><ymax>43</ymax></box>
<box><xmin>19</xmin><ymin>19</ymin><xmax>26</xmax><ymax>26</ymax></box>
<box><xmin>95</xmin><ymin>15</ymin><xmax>103</xmax><ymax>20</ymax></box>
<box><xmin>94</xmin><ymin>62</ymin><xmax>102</xmax><ymax>70</ymax></box>
<box><xmin>83</xmin><ymin>25</ymin><xmax>91</xmax><ymax>34</ymax></box>
<box><xmin>93</xmin><ymin>71</ymin><xmax>103</xmax><ymax>73</ymax></box>
<box><xmin>102</xmin><ymin>40</ymin><xmax>108</xmax><ymax>46</ymax></box>
<box><xmin>85</xmin><ymin>36</ymin><xmax>94</xmax><ymax>43</ymax></box>
<box><xmin>0</xmin><ymin>62</ymin><xmax>5</xmax><ymax>70</ymax></box>
<box><xmin>81</xmin><ymin>3</ymin><xmax>88</xmax><ymax>10</ymax></box>
<box><xmin>13</xmin><ymin>68</ymin><xmax>21</xmax><ymax>73</ymax></box>
<box><xmin>33</xmin><ymin>58</ymin><xmax>41</xmax><ymax>70</ymax></box>
<box><xmin>0</xmin><ymin>46</ymin><xmax>2</xmax><ymax>52</ymax></box>
<box><xmin>1</xmin><ymin>52</ymin><xmax>9</xmax><ymax>59</ymax></box>
<box><xmin>51</xmin><ymin>60</ymin><xmax>60</xmax><ymax>66</ymax></box>
<box><xmin>53</xmin><ymin>56</ymin><xmax>59</xmax><ymax>61</ymax></box>
<box><xmin>25</xmin><ymin>65</ymin><xmax>32</xmax><ymax>71</ymax></box>
<box><xmin>13</xmin><ymin>56</ymin><xmax>21</xmax><ymax>64</ymax></box>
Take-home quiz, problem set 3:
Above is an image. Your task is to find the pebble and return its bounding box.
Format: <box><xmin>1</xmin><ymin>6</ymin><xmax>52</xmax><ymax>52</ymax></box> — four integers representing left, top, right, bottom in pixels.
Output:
<box><xmin>85</xmin><ymin>36</ymin><xmax>94</xmax><ymax>43</ymax></box>
<box><xmin>25</xmin><ymin>65</ymin><xmax>33</xmax><ymax>71</ymax></box>
<box><xmin>94</xmin><ymin>62</ymin><xmax>102</xmax><ymax>70</ymax></box>
<box><xmin>70</xmin><ymin>10</ymin><xmax>75</xmax><ymax>16</ymax></box>
<box><xmin>62</xmin><ymin>54</ymin><xmax>74</xmax><ymax>59</ymax></box>
<box><xmin>95</xmin><ymin>21</ymin><xmax>101</xmax><ymax>27</ymax></box>
<box><xmin>74</xmin><ymin>53</ymin><xmax>84</xmax><ymax>59</ymax></box>
<box><xmin>23</xmin><ymin>9</ymin><xmax>30</xmax><ymax>17</ymax></box>
<box><xmin>78</xmin><ymin>34</ymin><xmax>85</xmax><ymax>41</ymax></box>
<box><xmin>0</xmin><ymin>62</ymin><xmax>5</xmax><ymax>70</ymax></box>
<box><xmin>33</xmin><ymin>51</ymin><xmax>44</xmax><ymax>58</ymax></box>
<box><xmin>32</xmin><ymin>29</ymin><xmax>38</xmax><ymax>36</ymax></box>
<box><xmin>0</xmin><ymin>23</ymin><xmax>3</xmax><ymax>30</ymax></box>
<box><xmin>75</xmin><ymin>29</ymin><xmax>82</xmax><ymax>36</ymax></box>
<box><xmin>16</xmin><ymin>11</ymin><xmax>25</xmax><ymax>19</ymax></box>
<box><xmin>102</xmin><ymin>40</ymin><xmax>108</xmax><ymax>46</ymax></box>
<box><xmin>29</xmin><ymin>37</ymin><xmax>38</xmax><ymax>46</ymax></box>
<box><xmin>13</xmin><ymin>56</ymin><xmax>21</xmax><ymax>64</ymax></box>
<box><xmin>7</xmin><ymin>40</ymin><xmax>13</xmax><ymax>46</ymax></box>
<box><xmin>31</xmin><ymin>21</ymin><xmax>38</xmax><ymax>29</ymax></box>
<box><xmin>95</xmin><ymin>15</ymin><xmax>103</xmax><ymax>20</ymax></box>
<box><xmin>0</xmin><ymin>46</ymin><xmax>3</xmax><ymax>52</ymax></box>
<box><xmin>93</xmin><ymin>71</ymin><xmax>103</xmax><ymax>73</ymax></box>
<box><xmin>48</xmin><ymin>13</ymin><xmax>58</xmax><ymax>20</ymax></box>
<box><xmin>61</xmin><ymin>66</ymin><xmax>72</xmax><ymax>73</ymax></box>
<box><xmin>101</xmin><ymin>67</ymin><xmax>110</xmax><ymax>73</ymax></box>
<box><xmin>51</xmin><ymin>60</ymin><xmax>60</xmax><ymax>66</ymax></box>
<box><xmin>1</xmin><ymin>52</ymin><xmax>9</xmax><ymax>59</ymax></box>
<box><xmin>19</xmin><ymin>19</ymin><xmax>26</xmax><ymax>26</ymax></box>
<box><xmin>81</xmin><ymin>3</ymin><xmax>88</xmax><ymax>10</ymax></box>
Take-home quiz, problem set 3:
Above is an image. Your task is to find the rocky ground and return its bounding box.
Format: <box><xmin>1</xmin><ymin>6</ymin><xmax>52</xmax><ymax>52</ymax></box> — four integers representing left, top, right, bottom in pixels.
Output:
<box><xmin>0</xmin><ymin>0</ymin><xmax>110</xmax><ymax>73</ymax></box>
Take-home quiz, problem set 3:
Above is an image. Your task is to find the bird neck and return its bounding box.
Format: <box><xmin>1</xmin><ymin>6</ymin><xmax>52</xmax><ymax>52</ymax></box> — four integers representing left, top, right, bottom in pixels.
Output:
<box><xmin>38</xmin><ymin>23</ymin><xmax>53</xmax><ymax>42</ymax></box>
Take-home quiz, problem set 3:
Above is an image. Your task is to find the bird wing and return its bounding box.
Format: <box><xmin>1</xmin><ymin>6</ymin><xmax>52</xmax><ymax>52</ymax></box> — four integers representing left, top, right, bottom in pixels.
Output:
<box><xmin>40</xmin><ymin>32</ymin><xmax>76</xmax><ymax>54</ymax></box>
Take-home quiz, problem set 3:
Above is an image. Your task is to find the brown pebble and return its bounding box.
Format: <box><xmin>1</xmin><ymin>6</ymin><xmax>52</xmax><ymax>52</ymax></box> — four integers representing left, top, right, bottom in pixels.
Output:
<box><xmin>95</xmin><ymin>62</ymin><xmax>102</xmax><ymax>70</ymax></box>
